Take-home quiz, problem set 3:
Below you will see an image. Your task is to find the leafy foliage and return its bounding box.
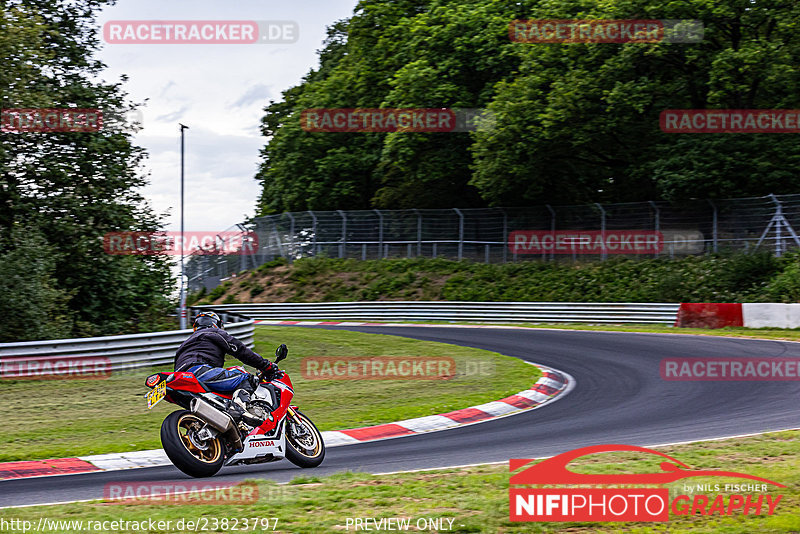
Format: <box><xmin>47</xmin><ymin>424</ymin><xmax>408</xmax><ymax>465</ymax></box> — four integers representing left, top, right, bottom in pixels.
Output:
<box><xmin>256</xmin><ymin>0</ymin><xmax>800</xmax><ymax>211</ymax></box>
<box><xmin>0</xmin><ymin>228</ymin><xmax>72</xmax><ymax>341</ymax></box>
<box><xmin>0</xmin><ymin>0</ymin><xmax>174</xmax><ymax>339</ymax></box>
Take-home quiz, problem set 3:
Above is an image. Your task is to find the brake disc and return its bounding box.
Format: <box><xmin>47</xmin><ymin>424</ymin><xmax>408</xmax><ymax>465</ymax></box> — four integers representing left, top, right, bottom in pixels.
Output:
<box><xmin>188</xmin><ymin>426</ymin><xmax>212</xmax><ymax>450</ymax></box>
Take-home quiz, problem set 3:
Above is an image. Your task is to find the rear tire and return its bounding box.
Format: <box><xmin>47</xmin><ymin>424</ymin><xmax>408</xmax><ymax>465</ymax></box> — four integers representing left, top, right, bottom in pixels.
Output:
<box><xmin>161</xmin><ymin>410</ymin><xmax>224</xmax><ymax>478</ymax></box>
<box><xmin>285</xmin><ymin>410</ymin><xmax>325</xmax><ymax>468</ymax></box>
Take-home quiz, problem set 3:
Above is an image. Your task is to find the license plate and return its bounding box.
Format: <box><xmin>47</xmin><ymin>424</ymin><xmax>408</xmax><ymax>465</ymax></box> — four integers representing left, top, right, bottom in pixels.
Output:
<box><xmin>146</xmin><ymin>381</ymin><xmax>167</xmax><ymax>409</ymax></box>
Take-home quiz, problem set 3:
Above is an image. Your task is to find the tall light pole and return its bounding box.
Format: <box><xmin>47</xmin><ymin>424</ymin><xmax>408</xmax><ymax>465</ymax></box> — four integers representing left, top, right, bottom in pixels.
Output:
<box><xmin>179</xmin><ymin>124</ymin><xmax>189</xmax><ymax>329</ymax></box>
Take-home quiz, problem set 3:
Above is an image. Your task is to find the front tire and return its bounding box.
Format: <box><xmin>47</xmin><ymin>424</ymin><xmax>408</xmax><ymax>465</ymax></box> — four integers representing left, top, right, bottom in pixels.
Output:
<box><xmin>285</xmin><ymin>410</ymin><xmax>325</xmax><ymax>468</ymax></box>
<box><xmin>161</xmin><ymin>410</ymin><xmax>224</xmax><ymax>478</ymax></box>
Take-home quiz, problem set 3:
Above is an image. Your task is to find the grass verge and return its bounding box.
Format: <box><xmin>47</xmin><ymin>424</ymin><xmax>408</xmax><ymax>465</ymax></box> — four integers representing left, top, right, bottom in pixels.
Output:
<box><xmin>2</xmin><ymin>430</ymin><xmax>797</xmax><ymax>533</ymax></box>
<box><xmin>0</xmin><ymin>326</ymin><xmax>537</xmax><ymax>462</ymax></box>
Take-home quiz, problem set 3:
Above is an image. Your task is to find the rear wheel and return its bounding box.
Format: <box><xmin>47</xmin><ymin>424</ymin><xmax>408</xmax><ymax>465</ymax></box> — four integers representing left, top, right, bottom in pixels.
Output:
<box><xmin>285</xmin><ymin>410</ymin><xmax>325</xmax><ymax>468</ymax></box>
<box><xmin>161</xmin><ymin>410</ymin><xmax>224</xmax><ymax>478</ymax></box>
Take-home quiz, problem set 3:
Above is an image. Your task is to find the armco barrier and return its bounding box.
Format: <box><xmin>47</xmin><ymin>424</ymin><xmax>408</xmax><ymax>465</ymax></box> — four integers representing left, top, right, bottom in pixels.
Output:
<box><xmin>193</xmin><ymin>302</ymin><xmax>681</xmax><ymax>324</ymax></box>
<box><xmin>742</xmin><ymin>303</ymin><xmax>800</xmax><ymax>328</ymax></box>
<box><xmin>26</xmin><ymin>299</ymin><xmax>796</xmax><ymax>375</ymax></box>
<box><xmin>0</xmin><ymin>312</ymin><xmax>254</xmax><ymax>374</ymax></box>
<box><xmin>674</xmin><ymin>303</ymin><xmax>744</xmax><ymax>328</ymax></box>
<box><xmin>675</xmin><ymin>302</ymin><xmax>800</xmax><ymax>329</ymax></box>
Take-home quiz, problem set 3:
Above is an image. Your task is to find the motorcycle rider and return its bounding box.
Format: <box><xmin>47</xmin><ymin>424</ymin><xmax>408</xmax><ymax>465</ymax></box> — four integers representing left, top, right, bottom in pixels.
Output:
<box><xmin>174</xmin><ymin>311</ymin><xmax>280</xmax><ymax>426</ymax></box>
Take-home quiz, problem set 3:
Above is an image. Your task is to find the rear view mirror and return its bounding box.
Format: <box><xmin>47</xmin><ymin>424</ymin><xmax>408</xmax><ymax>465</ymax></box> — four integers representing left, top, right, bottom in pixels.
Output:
<box><xmin>275</xmin><ymin>344</ymin><xmax>288</xmax><ymax>363</ymax></box>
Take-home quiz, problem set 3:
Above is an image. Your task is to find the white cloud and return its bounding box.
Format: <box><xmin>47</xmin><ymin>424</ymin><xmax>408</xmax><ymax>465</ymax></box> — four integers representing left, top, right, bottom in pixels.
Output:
<box><xmin>230</xmin><ymin>83</ymin><xmax>273</xmax><ymax>109</ymax></box>
<box><xmin>95</xmin><ymin>0</ymin><xmax>358</xmax><ymax>234</ymax></box>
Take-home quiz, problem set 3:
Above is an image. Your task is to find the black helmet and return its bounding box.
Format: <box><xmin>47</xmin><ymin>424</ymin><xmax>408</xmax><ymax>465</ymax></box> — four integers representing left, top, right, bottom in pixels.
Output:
<box><xmin>193</xmin><ymin>311</ymin><xmax>223</xmax><ymax>331</ymax></box>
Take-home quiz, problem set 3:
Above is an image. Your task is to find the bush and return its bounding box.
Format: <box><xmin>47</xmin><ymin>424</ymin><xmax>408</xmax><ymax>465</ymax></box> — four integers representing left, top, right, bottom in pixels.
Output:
<box><xmin>257</xmin><ymin>257</ymin><xmax>289</xmax><ymax>272</ymax></box>
<box><xmin>249</xmin><ymin>285</ymin><xmax>265</xmax><ymax>297</ymax></box>
<box><xmin>207</xmin><ymin>282</ymin><xmax>231</xmax><ymax>301</ymax></box>
<box><xmin>186</xmin><ymin>287</ymin><xmax>207</xmax><ymax>306</ymax></box>
<box><xmin>763</xmin><ymin>252</ymin><xmax>800</xmax><ymax>302</ymax></box>
<box><xmin>0</xmin><ymin>228</ymin><xmax>73</xmax><ymax>341</ymax></box>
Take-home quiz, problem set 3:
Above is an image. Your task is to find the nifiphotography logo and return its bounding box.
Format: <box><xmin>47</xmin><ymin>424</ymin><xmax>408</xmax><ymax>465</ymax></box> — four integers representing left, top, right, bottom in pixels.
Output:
<box><xmin>510</xmin><ymin>444</ymin><xmax>784</xmax><ymax>522</ymax></box>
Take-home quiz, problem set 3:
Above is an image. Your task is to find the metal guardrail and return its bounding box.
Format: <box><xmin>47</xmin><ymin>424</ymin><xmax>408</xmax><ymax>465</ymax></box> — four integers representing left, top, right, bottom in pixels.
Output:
<box><xmin>0</xmin><ymin>302</ymin><xmax>677</xmax><ymax>378</ymax></box>
<box><xmin>195</xmin><ymin>302</ymin><xmax>680</xmax><ymax>324</ymax></box>
<box><xmin>0</xmin><ymin>312</ymin><xmax>255</xmax><ymax>374</ymax></box>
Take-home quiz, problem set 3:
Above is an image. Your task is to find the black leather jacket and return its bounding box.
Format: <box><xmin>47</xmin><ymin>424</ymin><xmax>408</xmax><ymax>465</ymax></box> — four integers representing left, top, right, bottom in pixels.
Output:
<box><xmin>174</xmin><ymin>328</ymin><xmax>270</xmax><ymax>372</ymax></box>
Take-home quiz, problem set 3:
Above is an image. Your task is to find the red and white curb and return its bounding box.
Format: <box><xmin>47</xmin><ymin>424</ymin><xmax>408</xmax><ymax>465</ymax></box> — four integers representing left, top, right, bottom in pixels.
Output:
<box><xmin>0</xmin><ymin>458</ymin><xmax>101</xmax><ymax>481</ymax></box>
<box><xmin>320</xmin><ymin>365</ymin><xmax>571</xmax><ymax>446</ymax></box>
<box><xmin>0</xmin><ymin>365</ymin><xmax>571</xmax><ymax>480</ymax></box>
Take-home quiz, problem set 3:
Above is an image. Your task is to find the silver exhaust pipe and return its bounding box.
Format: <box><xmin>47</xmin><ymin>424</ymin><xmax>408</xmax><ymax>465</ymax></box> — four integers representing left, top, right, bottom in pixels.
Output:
<box><xmin>190</xmin><ymin>397</ymin><xmax>245</xmax><ymax>452</ymax></box>
<box><xmin>190</xmin><ymin>398</ymin><xmax>234</xmax><ymax>432</ymax></box>
<box><xmin>190</xmin><ymin>397</ymin><xmax>244</xmax><ymax>452</ymax></box>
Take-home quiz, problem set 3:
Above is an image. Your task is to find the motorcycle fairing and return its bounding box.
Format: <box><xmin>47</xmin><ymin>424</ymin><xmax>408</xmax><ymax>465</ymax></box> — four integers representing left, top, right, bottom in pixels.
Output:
<box><xmin>225</xmin><ymin>419</ymin><xmax>287</xmax><ymax>465</ymax></box>
<box><xmin>250</xmin><ymin>375</ymin><xmax>295</xmax><ymax>436</ymax></box>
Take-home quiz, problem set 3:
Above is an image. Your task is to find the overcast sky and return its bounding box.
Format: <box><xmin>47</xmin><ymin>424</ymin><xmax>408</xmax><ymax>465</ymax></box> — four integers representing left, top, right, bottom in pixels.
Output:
<box><xmin>95</xmin><ymin>0</ymin><xmax>358</xmax><ymax>233</ymax></box>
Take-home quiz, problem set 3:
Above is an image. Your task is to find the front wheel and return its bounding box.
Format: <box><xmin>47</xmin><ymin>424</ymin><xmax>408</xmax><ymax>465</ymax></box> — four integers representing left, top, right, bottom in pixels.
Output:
<box><xmin>161</xmin><ymin>410</ymin><xmax>224</xmax><ymax>478</ymax></box>
<box><xmin>285</xmin><ymin>410</ymin><xmax>325</xmax><ymax>468</ymax></box>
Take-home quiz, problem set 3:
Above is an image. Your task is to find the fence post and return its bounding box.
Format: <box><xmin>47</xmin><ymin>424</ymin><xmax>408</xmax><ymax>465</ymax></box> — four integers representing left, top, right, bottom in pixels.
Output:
<box><xmin>234</xmin><ymin>225</ymin><xmax>245</xmax><ymax>273</ymax></box>
<box><xmin>500</xmin><ymin>208</ymin><xmax>508</xmax><ymax>264</ymax></box>
<box><xmin>307</xmin><ymin>211</ymin><xmax>317</xmax><ymax>258</ymax></box>
<box><xmin>648</xmin><ymin>201</ymin><xmax>660</xmax><ymax>258</ymax></box>
<box><xmin>453</xmin><ymin>208</ymin><xmax>464</xmax><ymax>260</ymax></box>
<box><xmin>413</xmin><ymin>209</ymin><xmax>422</xmax><ymax>256</ymax></box>
<box><xmin>546</xmin><ymin>204</ymin><xmax>555</xmax><ymax>261</ymax></box>
<box><xmin>773</xmin><ymin>194</ymin><xmax>783</xmax><ymax>257</ymax></box>
<box><xmin>755</xmin><ymin>194</ymin><xmax>800</xmax><ymax>257</ymax></box>
<box><xmin>707</xmin><ymin>200</ymin><xmax>717</xmax><ymax>254</ymax></box>
<box><xmin>286</xmin><ymin>213</ymin><xmax>295</xmax><ymax>264</ymax></box>
<box><xmin>252</xmin><ymin>219</ymin><xmax>265</xmax><ymax>267</ymax></box>
<box><xmin>337</xmin><ymin>209</ymin><xmax>346</xmax><ymax>258</ymax></box>
<box><xmin>373</xmin><ymin>209</ymin><xmax>384</xmax><ymax>259</ymax></box>
<box><xmin>270</xmin><ymin>218</ymin><xmax>285</xmax><ymax>260</ymax></box>
<box><xmin>595</xmin><ymin>203</ymin><xmax>607</xmax><ymax>261</ymax></box>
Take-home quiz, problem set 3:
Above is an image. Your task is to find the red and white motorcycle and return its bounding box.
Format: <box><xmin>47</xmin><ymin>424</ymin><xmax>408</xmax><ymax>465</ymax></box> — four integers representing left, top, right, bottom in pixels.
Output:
<box><xmin>144</xmin><ymin>345</ymin><xmax>325</xmax><ymax>478</ymax></box>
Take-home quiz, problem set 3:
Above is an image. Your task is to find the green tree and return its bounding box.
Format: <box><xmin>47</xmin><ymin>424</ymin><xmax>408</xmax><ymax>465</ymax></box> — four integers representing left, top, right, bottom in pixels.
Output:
<box><xmin>471</xmin><ymin>0</ymin><xmax>800</xmax><ymax>205</ymax></box>
<box><xmin>0</xmin><ymin>227</ymin><xmax>73</xmax><ymax>342</ymax></box>
<box><xmin>0</xmin><ymin>0</ymin><xmax>174</xmax><ymax>338</ymax></box>
<box><xmin>258</xmin><ymin>0</ymin><xmax>800</xmax><ymax>212</ymax></box>
<box><xmin>255</xmin><ymin>0</ymin><xmax>528</xmax><ymax>213</ymax></box>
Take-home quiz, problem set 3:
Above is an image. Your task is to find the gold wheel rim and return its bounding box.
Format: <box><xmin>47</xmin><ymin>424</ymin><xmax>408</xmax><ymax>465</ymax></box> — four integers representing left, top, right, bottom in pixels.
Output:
<box><xmin>288</xmin><ymin>415</ymin><xmax>323</xmax><ymax>458</ymax></box>
<box><xmin>177</xmin><ymin>414</ymin><xmax>222</xmax><ymax>464</ymax></box>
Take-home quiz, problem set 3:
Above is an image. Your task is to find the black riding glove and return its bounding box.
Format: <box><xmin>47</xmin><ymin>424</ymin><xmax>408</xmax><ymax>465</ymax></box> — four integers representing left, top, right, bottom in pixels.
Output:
<box><xmin>261</xmin><ymin>361</ymin><xmax>280</xmax><ymax>380</ymax></box>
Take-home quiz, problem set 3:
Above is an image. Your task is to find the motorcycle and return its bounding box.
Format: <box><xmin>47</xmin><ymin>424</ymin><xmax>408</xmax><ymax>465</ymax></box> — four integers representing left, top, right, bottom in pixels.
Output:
<box><xmin>144</xmin><ymin>344</ymin><xmax>325</xmax><ymax>478</ymax></box>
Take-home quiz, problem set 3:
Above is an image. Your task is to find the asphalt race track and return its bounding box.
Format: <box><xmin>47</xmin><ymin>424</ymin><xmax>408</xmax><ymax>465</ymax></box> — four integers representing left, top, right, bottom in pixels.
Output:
<box><xmin>3</xmin><ymin>326</ymin><xmax>800</xmax><ymax>508</ymax></box>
